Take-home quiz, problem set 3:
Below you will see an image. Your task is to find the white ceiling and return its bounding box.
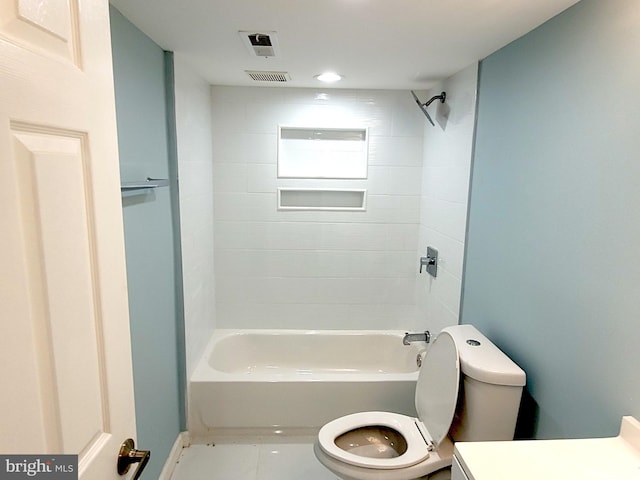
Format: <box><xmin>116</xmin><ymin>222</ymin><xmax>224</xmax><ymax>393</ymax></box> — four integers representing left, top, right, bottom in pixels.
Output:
<box><xmin>109</xmin><ymin>0</ymin><xmax>580</xmax><ymax>90</ymax></box>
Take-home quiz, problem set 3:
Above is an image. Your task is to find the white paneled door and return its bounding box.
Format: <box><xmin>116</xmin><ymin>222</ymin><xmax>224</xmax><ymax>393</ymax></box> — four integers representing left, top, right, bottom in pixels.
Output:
<box><xmin>0</xmin><ymin>1</ymin><xmax>139</xmax><ymax>479</ymax></box>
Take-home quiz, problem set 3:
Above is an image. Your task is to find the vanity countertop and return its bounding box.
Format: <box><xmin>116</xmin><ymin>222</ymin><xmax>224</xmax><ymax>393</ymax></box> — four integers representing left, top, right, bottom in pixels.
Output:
<box><xmin>454</xmin><ymin>416</ymin><xmax>640</xmax><ymax>480</ymax></box>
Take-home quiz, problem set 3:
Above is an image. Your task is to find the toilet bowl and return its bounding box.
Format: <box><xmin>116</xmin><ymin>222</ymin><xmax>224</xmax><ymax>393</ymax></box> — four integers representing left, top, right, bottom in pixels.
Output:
<box><xmin>315</xmin><ymin>330</ymin><xmax>460</xmax><ymax>480</ymax></box>
<box><xmin>313</xmin><ymin>438</ymin><xmax>454</xmax><ymax>480</ymax></box>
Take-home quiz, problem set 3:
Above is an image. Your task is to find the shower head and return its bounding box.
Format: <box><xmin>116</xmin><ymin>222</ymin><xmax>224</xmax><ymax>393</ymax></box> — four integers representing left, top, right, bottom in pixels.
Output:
<box><xmin>411</xmin><ymin>90</ymin><xmax>447</xmax><ymax>126</ymax></box>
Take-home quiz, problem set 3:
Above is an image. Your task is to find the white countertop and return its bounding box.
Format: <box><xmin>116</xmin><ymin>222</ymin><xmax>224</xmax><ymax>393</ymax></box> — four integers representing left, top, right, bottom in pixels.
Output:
<box><xmin>454</xmin><ymin>416</ymin><xmax>640</xmax><ymax>480</ymax></box>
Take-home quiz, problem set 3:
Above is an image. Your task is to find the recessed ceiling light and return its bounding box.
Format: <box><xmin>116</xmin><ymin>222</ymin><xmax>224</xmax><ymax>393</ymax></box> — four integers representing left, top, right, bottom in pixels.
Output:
<box><xmin>315</xmin><ymin>72</ymin><xmax>343</xmax><ymax>83</ymax></box>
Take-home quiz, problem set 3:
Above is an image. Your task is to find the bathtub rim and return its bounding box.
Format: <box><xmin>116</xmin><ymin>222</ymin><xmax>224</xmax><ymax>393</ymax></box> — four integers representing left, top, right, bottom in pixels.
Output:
<box><xmin>191</xmin><ymin>328</ymin><xmax>423</xmax><ymax>383</ymax></box>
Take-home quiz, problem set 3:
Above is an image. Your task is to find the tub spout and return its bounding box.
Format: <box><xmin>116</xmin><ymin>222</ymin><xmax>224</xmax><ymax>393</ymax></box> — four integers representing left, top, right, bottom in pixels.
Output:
<box><xmin>402</xmin><ymin>331</ymin><xmax>431</xmax><ymax>345</ymax></box>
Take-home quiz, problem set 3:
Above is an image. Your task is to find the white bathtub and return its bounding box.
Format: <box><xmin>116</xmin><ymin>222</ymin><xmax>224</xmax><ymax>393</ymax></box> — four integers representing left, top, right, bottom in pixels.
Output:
<box><xmin>189</xmin><ymin>329</ymin><xmax>425</xmax><ymax>440</ymax></box>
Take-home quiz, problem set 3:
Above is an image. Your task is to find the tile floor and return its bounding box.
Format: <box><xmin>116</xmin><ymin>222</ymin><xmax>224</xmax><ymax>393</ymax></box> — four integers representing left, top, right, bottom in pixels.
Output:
<box><xmin>170</xmin><ymin>443</ymin><xmax>339</xmax><ymax>480</ymax></box>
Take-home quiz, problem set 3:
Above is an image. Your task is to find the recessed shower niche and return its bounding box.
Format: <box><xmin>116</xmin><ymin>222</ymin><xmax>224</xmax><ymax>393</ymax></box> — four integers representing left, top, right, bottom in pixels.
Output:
<box><xmin>277</xmin><ymin>188</ymin><xmax>366</xmax><ymax>211</ymax></box>
<box><xmin>277</xmin><ymin>126</ymin><xmax>368</xmax><ymax>179</ymax></box>
<box><xmin>277</xmin><ymin>126</ymin><xmax>368</xmax><ymax>210</ymax></box>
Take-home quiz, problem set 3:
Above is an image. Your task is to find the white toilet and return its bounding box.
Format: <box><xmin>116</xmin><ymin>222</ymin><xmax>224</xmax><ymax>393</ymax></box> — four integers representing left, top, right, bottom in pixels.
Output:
<box><xmin>314</xmin><ymin>324</ymin><xmax>526</xmax><ymax>480</ymax></box>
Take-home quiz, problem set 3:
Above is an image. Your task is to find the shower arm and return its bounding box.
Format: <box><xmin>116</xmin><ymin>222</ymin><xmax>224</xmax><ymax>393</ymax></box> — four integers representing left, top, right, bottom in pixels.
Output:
<box><xmin>421</xmin><ymin>92</ymin><xmax>446</xmax><ymax>108</ymax></box>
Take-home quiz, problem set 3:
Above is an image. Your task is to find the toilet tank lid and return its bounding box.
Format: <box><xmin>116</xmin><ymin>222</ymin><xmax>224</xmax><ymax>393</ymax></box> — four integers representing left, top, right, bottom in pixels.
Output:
<box><xmin>442</xmin><ymin>325</ymin><xmax>526</xmax><ymax>387</ymax></box>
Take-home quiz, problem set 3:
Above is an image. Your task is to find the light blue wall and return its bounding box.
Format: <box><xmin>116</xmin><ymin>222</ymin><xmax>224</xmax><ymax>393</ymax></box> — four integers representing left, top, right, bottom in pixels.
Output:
<box><xmin>462</xmin><ymin>0</ymin><xmax>640</xmax><ymax>440</ymax></box>
<box><xmin>110</xmin><ymin>6</ymin><xmax>185</xmax><ymax>478</ymax></box>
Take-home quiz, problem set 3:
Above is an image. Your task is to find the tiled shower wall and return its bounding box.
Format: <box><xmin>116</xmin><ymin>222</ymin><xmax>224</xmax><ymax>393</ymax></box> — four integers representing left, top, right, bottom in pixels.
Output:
<box><xmin>211</xmin><ymin>87</ymin><xmax>426</xmax><ymax>330</ymax></box>
<box><xmin>417</xmin><ymin>64</ymin><xmax>478</xmax><ymax>334</ymax></box>
<box><xmin>174</xmin><ymin>56</ymin><xmax>216</xmax><ymax>376</ymax></box>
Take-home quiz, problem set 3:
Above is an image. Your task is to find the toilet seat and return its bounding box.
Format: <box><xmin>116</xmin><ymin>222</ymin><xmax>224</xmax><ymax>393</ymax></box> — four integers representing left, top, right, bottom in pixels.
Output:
<box><xmin>316</xmin><ymin>331</ymin><xmax>460</xmax><ymax>475</ymax></box>
<box><xmin>318</xmin><ymin>411</ymin><xmax>430</xmax><ymax>469</ymax></box>
<box><xmin>314</xmin><ymin>436</ymin><xmax>455</xmax><ymax>480</ymax></box>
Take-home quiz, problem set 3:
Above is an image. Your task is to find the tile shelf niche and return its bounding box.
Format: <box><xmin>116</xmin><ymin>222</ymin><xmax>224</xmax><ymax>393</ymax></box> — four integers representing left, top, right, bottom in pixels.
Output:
<box><xmin>277</xmin><ymin>188</ymin><xmax>367</xmax><ymax>211</ymax></box>
<box><xmin>277</xmin><ymin>126</ymin><xmax>368</xmax><ymax>179</ymax></box>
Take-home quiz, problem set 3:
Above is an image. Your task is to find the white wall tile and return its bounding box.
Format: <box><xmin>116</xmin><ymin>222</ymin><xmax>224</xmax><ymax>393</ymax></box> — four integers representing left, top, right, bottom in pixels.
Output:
<box><xmin>364</xmin><ymin>194</ymin><xmax>421</xmax><ymax>224</ymax></box>
<box><xmin>215</xmin><ymin>277</ymin><xmax>417</xmax><ymax>306</ymax></box>
<box><xmin>417</xmin><ymin>63</ymin><xmax>478</xmax><ymax>332</ymax></box>
<box><xmin>282</xmin><ymin>88</ymin><xmax>359</xmax><ymax>106</ymax></box>
<box><xmin>215</xmin><ymin>250</ymin><xmax>415</xmax><ymax>279</ymax></box>
<box><xmin>420</xmin><ymin>197</ymin><xmax>469</xmax><ymax>242</ymax></box>
<box><xmin>392</xmin><ymin>97</ymin><xmax>429</xmax><ymax>137</ymax></box>
<box><xmin>212</xmin><ymin>133</ymin><xmax>276</xmax><ymax>164</ymax></box>
<box><xmin>208</xmin><ymin>82</ymin><xmax>475</xmax><ymax>332</ymax></box>
<box><xmin>247</xmin><ymin>164</ymin><xmax>277</xmax><ymax>193</ymax></box>
<box><xmin>216</xmin><ymin>302</ymin><xmax>344</xmax><ymax>329</ymax></box>
<box><xmin>210</xmin><ymin>101</ymin><xmax>247</xmax><ymax>133</ymax></box>
<box><xmin>422</xmin><ymin>165</ymin><xmax>472</xmax><ymax>205</ymax></box>
<box><xmin>174</xmin><ymin>55</ymin><xmax>217</xmax><ymax>376</ymax></box>
<box><xmin>224</xmin><ymin>221</ymin><xmax>415</xmax><ymax>252</ymax></box>
<box><xmin>209</xmin><ymin>82</ymin><xmax>429</xmax><ymax>356</ymax></box>
<box><xmin>356</xmin><ymin>103</ymin><xmax>394</xmax><ymax>137</ymax></box>
<box><xmin>216</xmin><ymin>301</ymin><xmax>423</xmax><ymax>330</ymax></box>
<box><xmin>418</xmin><ymin>226</ymin><xmax>465</xmax><ymax>280</ymax></box>
<box><xmin>212</xmin><ymin>163</ymin><xmax>248</xmax><ymax>192</ymax></box>
<box><xmin>369</xmin><ymin>136</ymin><xmax>424</xmax><ymax>167</ymax></box>
<box><xmin>367</xmin><ymin>166</ymin><xmax>423</xmax><ymax>195</ymax></box>
<box><xmin>420</xmin><ymin>295</ymin><xmax>459</xmax><ymax>335</ymax></box>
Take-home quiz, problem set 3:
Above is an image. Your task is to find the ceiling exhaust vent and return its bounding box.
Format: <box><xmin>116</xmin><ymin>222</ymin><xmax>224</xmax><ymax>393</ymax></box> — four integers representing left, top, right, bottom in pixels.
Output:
<box><xmin>239</xmin><ymin>31</ymin><xmax>280</xmax><ymax>57</ymax></box>
<box><xmin>246</xmin><ymin>70</ymin><xmax>290</xmax><ymax>83</ymax></box>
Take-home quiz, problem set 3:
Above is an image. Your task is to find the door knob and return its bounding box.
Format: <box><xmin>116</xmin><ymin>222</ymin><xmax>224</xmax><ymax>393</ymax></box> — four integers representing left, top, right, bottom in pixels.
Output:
<box><xmin>117</xmin><ymin>438</ymin><xmax>150</xmax><ymax>480</ymax></box>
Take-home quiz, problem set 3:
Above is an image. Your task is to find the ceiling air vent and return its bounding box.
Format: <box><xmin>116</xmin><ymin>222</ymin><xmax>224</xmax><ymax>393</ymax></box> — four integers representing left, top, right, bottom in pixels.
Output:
<box><xmin>246</xmin><ymin>70</ymin><xmax>290</xmax><ymax>83</ymax></box>
<box><xmin>239</xmin><ymin>31</ymin><xmax>280</xmax><ymax>57</ymax></box>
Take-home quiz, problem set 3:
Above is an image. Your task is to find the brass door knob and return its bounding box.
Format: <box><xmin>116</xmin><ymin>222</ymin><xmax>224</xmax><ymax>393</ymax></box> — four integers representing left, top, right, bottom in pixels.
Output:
<box><xmin>117</xmin><ymin>438</ymin><xmax>150</xmax><ymax>479</ymax></box>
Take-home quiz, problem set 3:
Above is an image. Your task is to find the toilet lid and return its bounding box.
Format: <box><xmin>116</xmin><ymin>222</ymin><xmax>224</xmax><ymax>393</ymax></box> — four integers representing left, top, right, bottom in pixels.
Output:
<box><xmin>415</xmin><ymin>330</ymin><xmax>460</xmax><ymax>448</ymax></box>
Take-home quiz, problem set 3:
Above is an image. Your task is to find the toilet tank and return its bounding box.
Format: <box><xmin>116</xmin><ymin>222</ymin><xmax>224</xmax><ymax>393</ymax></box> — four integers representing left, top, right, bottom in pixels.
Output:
<box><xmin>443</xmin><ymin>325</ymin><xmax>526</xmax><ymax>442</ymax></box>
